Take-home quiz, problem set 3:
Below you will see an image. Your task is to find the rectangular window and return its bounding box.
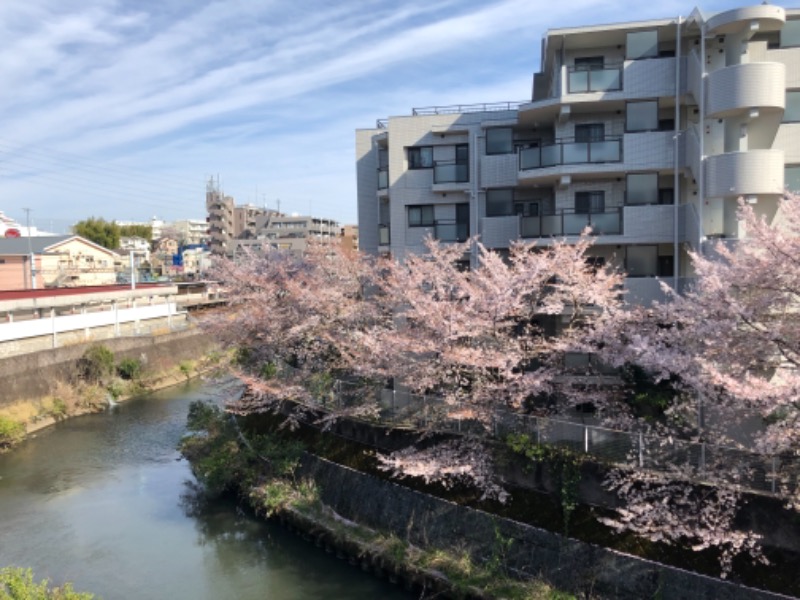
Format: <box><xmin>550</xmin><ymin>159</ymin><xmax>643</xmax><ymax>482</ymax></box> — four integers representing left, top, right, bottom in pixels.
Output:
<box><xmin>486</xmin><ymin>189</ymin><xmax>514</xmax><ymax>217</ymax></box>
<box><xmin>574</xmin><ymin>56</ymin><xmax>605</xmax><ymax>70</ymax></box>
<box><xmin>575</xmin><ymin>123</ymin><xmax>605</xmax><ymax>142</ymax></box>
<box><xmin>455</xmin><ymin>144</ymin><xmax>469</xmax><ymax>164</ymax></box>
<box><xmin>783</xmin><ymin>91</ymin><xmax>800</xmax><ymax>123</ymax></box>
<box><xmin>626</xmin><ymin>173</ymin><xmax>659</xmax><ymax>205</ymax></box>
<box><xmin>627</xmin><ymin>100</ymin><xmax>658</xmax><ymax>132</ymax></box>
<box><xmin>408</xmin><ymin>205</ymin><xmax>435</xmax><ymax>227</ymax></box>
<box><xmin>627</xmin><ymin>30</ymin><xmax>658</xmax><ymax>59</ymax></box>
<box><xmin>659</xmin><ymin>188</ymin><xmax>675</xmax><ymax>205</ymax></box>
<box><xmin>786</xmin><ymin>165</ymin><xmax>800</xmax><ymax>193</ymax></box>
<box><xmin>575</xmin><ymin>191</ymin><xmax>605</xmax><ymax>214</ymax></box>
<box><xmin>408</xmin><ymin>146</ymin><xmax>433</xmax><ymax>169</ymax></box>
<box><xmin>781</xmin><ymin>20</ymin><xmax>800</xmax><ymax>48</ymax></box>
<box><xmin>626</xmin><ymin>245</ymin><xmax>658</xmax><ymax>277</ymax></box>
<box><xmin>486</xmin><ymin>128</ymin><xmax>513</xmax><ymax>154</ymax></box>
<box><xmin>514</xmin><ymin>201</ymin><xmax>540</xmax><ymax>217</ymax></box>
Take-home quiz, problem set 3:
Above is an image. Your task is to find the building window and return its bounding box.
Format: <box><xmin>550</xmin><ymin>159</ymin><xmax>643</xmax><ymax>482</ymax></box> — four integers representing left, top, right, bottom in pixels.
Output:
<box><xmin>626</xmin><ymin>245</ymin><xmax>658</xmax><ymax>277</ymax></box>
<box><xmin>486</xmin><ymin>189</ymin><xmax>514</xmax><ymax>217</ymax></box>
<box><xmin>575</xmin><ymin>191</ymin><xmax>605</xmax><ymax>213</ymax></box>
<box><xmin>626</xmin><ymin>30</ymin><xmax>658</xmax><ymax>59</ymax></box>
<box><xmin>626</xmin><ymin>100</ymin><xmax>658</xmax><ymax>132</ymax></box>
<box><xmin>455</xmin><ymin>144</ymin><xmax>469</xmax><ymax>165</ymax></box>
<box><xmin>626</xmin><ymin>173</ymin><xmax>658</xmax><ymax>205</ymax></box>
<box><xmin>781</xmin><ymin>20</ymin><xmax>800</xmax><ymax>48</ymax></box>
<box><xmin>575</xmin><ymin>123</ymin><xmax>605</xmax><ymax>142</ymax></box>
<box><xmin>786</xmin><ymin>165</ymin><xmax>800</xmax><ymax>194</ymax></box>
<box><xmin>659</xmin><ymin>188</ymin><xmax>675</xmax><ymax>205</ymax></box>
<box><xmin>574</xmin><ymin>56</ymin><xmax>605</xmax><ymax>70</ymax></box>
<box><xmin>783</xmin><ymin>91</ymin><xmax>800</xmax><ymax>123</ymax></box>
<box><xmin>408</xmin><ymin>205</ymin><xmax>435</xmax><ymax>227</ymax></box>
<box><xmin>408</xmin><ymin>146</ymin><xmax>433</xmax><ymax>169</ymax></box>
<box><xmin>515</xmin><ymin>201</ymin><xmax>540</xmax><ymax>217</ymax></box>
<box><xmin>486</xmin><ymin>128</ymin><xmax>513</xmax><ymax>154</ymax></box>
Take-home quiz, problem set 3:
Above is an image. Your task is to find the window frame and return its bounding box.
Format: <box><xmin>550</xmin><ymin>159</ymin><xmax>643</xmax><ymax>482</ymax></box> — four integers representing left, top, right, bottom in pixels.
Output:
<box><xmin>783</xmin><ymin>90</ymin><xmax>800</xmax><ymax>123</ymax></box>
<box><xmin>407</xmin><ymin>146</ymin><xmax>434</xmax><ymax>169</ymax></box>
<box><xmin>575</xmin><ymin>191</ymin><xmax>606</xmax><ymax>214</ymax></box>
<box><xmin>408</xmin><ymin>204</ymin><xmax>435</xmax><ymax>227</ymax></box>
<box><xmin>626</xmin><ymin>173</ymin><xmax>659</xmax><ymax>206</ymax></box>
<box><xmin>486</xmin><ymin>128</ymin><xmax>514</xmax><ymax>155</ymax></box>
<box><xmin>486</xmin><ymin>189</ymin><xmax>515</xmax><ymax>217</ymax></box>
<box><xmin>626</xmin><ymin>100</ymin><xmax>659</xmax><ymax>132</ymax></box>
<box><xmin>574</xmin><ymin>123</ymin><xmax>605</xmax><ymax>142</ymax></box>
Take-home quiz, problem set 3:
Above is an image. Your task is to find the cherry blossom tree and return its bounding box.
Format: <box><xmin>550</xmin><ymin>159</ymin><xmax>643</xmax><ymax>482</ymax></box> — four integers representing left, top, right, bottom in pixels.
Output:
<box><xmin>595</xmin><ymin>193</ymin><xmax>800</xmax><ymax>574</ymax></box>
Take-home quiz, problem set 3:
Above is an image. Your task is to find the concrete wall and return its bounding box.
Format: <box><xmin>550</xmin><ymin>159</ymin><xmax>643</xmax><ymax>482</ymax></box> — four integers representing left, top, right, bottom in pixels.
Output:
<box><xmin>0</xmin><ymin>328</ymin><xmax>217</xmax><ymax>407</ymax></box>
<box><xmin>298</xmin><ymin>453</ymin><xmax>790</xmax><ymax>600</ymax></box>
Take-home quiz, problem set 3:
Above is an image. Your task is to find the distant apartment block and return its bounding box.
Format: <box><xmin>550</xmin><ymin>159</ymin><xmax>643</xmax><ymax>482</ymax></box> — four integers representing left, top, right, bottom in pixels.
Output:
<box><xmin>205</xmin><ymin>179</ymin><xmax>278</xmax><ymax>255</ymax></box>
<box><xmin>357</xmin><ymin>4</ymin><xmax>800</xmax><ymax>305</ymax></box>
<box><xmin>232</xmin><ymin>213</ymin><xmax>341</xmax><ymax>256</ymax></box>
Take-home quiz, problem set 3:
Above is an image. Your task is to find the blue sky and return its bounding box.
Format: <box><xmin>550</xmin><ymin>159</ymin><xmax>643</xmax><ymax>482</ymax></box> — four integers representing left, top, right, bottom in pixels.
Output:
<box><xmin>0</xmin><ymin>0</ymin><xmax>793</xmax><ymax>231</ymax></box>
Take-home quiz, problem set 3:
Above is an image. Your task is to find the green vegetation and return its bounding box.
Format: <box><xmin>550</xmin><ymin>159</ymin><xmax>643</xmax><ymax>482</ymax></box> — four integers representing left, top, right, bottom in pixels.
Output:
<box><xmin>0</xmin><ymin>567</ymin><xmax>95</xmax><ymax>599</ymax></box>
<box><xmin>73</xmin><ymin>217</ymin><xmax>152</xmax><ymax>250</ymax></box>
<box><xmin>116</xmin><ymin>358</ymin><xmax>142</xmax><ymax>381</ymax></box>
<box><xmin>0</xmin><ymin>416</ymin><xmax>25</xmax><ymax>451</ymax></box>
<box><xmin>180</xmin><ymin>403</ymin><xmax>574</xmax><ymax>599</ymax></box>
<box><xmin>505</xmin><ymin>434</ymin><xmax>582</xmax><ymax>536</ymax></box>
<box><xmin>178</xmin><ymin>361</ymin><xmax>194</xmax><ymax>380</ymax></box>
<box><xmin>76</xmin><ymin>346</ymin><xmax>115</xmax><ymax>384</ymax></box>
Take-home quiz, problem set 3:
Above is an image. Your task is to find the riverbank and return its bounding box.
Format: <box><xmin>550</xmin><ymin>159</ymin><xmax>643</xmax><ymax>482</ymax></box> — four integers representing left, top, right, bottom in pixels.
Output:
<box><xmin>0</xmin><ymin>328</ymin><xmax>222</xmax><ymax>451</ymax></box>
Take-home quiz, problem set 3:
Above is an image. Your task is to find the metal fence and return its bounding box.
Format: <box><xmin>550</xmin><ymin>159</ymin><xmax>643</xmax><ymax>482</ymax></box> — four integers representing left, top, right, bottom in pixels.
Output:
<box><xmin>276</xmin><ymin>365</ymin><xmax>799</xmax><ymax>498</ymax></box>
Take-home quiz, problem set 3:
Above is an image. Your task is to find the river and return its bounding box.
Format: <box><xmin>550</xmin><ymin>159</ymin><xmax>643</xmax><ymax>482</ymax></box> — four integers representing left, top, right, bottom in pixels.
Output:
<box><xmin>0</xmin><ymin>380</ymin><xmax>412</xmax><ymax>599</ymax></box>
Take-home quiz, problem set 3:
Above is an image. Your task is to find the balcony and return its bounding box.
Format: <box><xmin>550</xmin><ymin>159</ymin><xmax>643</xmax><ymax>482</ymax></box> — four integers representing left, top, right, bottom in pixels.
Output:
<box><xmin>520</xmin><ymin>208</ymin><xmax>622</xmax><ymax>238</ymax></box>
<box><xmin>377</xmin><ymin>167</ymin><xmax>389</xmax><ymax>190</ymax></box>
<box><xmin>519</xmin><ymin>137</ymin><xmax>622</xmax><ymax>170</ymax></box>
<box><xmin>378</xmin><ymin>224</ymin><xmax>390</xmax><ymax>246</ymax></box>
<box><xmin>433</xmin><ymin>161</ymin><xmax>469</xmax><ymax>184</ymax></box>
<box><xmin>567</xmin><ymin>64</ymin><xmax>622</xmax><ymax>94</ymax></box>
<box><xmin>434</xmin><ymin>220</ymin><xmax>469</xmax><ymax>242</ymax></box>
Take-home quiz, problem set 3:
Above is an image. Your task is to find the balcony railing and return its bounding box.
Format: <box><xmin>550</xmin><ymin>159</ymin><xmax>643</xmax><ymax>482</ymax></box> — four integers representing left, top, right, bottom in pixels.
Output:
<box><xmin>378</xmin><ymin>224</ymin><xmax>390</xmax><ymax>245</ymax></box>
<box><xmin>377</xmin><ymin>167</ymin><xmax>388</xmax><ymax>190</ymax></box>
<box><xmin>520</xmin><ymin>208</ymin><xmax>622</xmax><ymax>237</ymax></box>
<box><xmin>435</xmin><ymin>220</ymin><xmax>469</xmax><ymax>242</ymax></box>
<box><xmin>519</xmin><ymin>137</ymin><xmax>622</xmax><ymax>170</ymax></box>
<box><xmin>567</xmin><ymin>64</ymin><xmax>623</xmax><ymax>93</ymax></box>
<box><xmin>433</xmin><ymin>161</ymin><xmax>469</xmax><ymax>184</ymax></box>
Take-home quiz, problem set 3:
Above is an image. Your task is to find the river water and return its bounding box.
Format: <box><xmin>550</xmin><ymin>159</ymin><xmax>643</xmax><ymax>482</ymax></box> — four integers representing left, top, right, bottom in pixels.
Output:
<box><xmin>0</xmin><ymin>380</ymin><xmax>412</xmax><ymax>600</ymax></box>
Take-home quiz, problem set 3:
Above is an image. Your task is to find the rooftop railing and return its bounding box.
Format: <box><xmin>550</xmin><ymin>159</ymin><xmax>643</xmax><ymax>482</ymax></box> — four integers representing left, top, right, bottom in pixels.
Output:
<box><xmin>412</xmin><ymin>100</ymin><xmax>527</xmax><ymax>116</ymax></box>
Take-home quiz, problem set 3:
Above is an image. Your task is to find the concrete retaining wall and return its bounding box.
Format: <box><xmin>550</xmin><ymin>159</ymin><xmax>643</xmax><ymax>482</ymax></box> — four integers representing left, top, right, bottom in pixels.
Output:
<box><xmin>298</xmin><ymin>453</ymin><xmax>794</xmax><ymax>600</ymax></box>
<box><xmin>0</xmin><ymin>328</ymin><xmax>217</xmax><ymax>407</ymax></box>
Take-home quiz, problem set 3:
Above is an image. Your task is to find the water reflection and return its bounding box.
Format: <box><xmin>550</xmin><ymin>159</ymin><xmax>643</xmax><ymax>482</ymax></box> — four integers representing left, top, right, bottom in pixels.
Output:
<box><xmin>0</xmin><ymin>380</ymin><xmax>411</xmax><ymax>600</ymax></box>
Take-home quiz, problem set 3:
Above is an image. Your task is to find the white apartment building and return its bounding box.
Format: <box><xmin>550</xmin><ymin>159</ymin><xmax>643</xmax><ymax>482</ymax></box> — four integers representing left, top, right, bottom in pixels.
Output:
<box><xmin>356</xmin><ymin>4</ymin><xmax>800</xmax><ymax>305</ymax></box>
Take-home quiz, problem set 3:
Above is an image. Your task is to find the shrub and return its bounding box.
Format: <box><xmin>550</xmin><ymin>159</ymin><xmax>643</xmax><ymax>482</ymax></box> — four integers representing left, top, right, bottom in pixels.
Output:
<box><xmin>77</xmin><ymin>345</ymin><xmax>115</xmax><ymax>383</ymax></box>
<box><xmin>0</xmin><ymin>566</ymin><xmax>95</xmax><ymax>599</ymax></box>
<box><xmin>179</xmin><ymin>361</ymin><xmax>193</xmax><ymax>380</ymax></box>
<box><xmin>49</xmin><ymin>398</ymin><xmax>68</xmax><ymax>419</ymax></box>
<box><xmin>116</xmin><ymin>357</ymin><xmax>142</xmax><ymax>380</ymax></box>
<box><xmin>0</xmin><ymin>416</ymin><xmax>25</xmax><ymax>449</ymax></box>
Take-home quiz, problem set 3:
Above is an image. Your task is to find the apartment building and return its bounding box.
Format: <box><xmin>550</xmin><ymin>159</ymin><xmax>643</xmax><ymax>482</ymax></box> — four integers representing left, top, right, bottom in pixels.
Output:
<box><xmin>205</xmin><ymin>179</ymin><xmax>277</xmax><ymax>255</ymax></box>
<box><xmin>232</xmin><ymin>213</ymin><xmax>341</xmax><ymax>256</ymax></box>
<box><xmin>356</xmin><ymin>4</ymin><xmax>800</xmax><ymax>305</ymax></box>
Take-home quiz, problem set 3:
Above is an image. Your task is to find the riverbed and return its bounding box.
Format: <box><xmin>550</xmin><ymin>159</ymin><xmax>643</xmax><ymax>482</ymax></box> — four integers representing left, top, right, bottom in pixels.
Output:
<box><xmin>0</xmin><ymin>379</ymin><xmax>412</xmax><ymax>599</ymax></box>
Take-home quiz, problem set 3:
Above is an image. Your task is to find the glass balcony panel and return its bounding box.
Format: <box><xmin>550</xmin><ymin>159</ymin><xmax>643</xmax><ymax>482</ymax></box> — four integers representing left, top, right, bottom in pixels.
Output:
<box><xmin>379</xmin><ymin>225</ymin><xmax>390</xmax><ymax>245</ymax></box>
<box><xmin>377</xmin><ymin>169</ymin><xmax>388</xmax><ymax>189</ymax></box>
<box><xmin>434</xmin><ymin>163</ymin><xmax>468</xmax><ymax>184</ymax></box>
<box><xmin>540</xmin><ymin>144</ymin><xmax>560</xmax><ymax>167</ymax></box>
<box><xmin>519</xmin><ymin>147</ymin><xmax>541</xmax><ymax>170</ymax></box>
<box><xmin>590</xmin><ymin>211</ymin><xmax>621</xmax><ymax>234</ymax></box>
<box><xmin>541</xmin><ymin>214</ymin><xmax>562</xmax><ymax>236</ymax></box>
<box><xmin>564</xmin><ymin>213</ymin><xmax>590</xmax><ymax>235</ymax></box>
<box><xmin>590</xmin><ymin>68</ymin><xmax>621</xmax><ymax>91</ymax></box>
<box><xmin>568</xmin><ymin>71</ymin><xmax>589</xmax><ymax>93</ymax></box>
<box><xmin>435</xmin><ymin>222</ymin><xmax>457</xmax><ymax>242</ymax></box>
<box><xmin>563</xmin><ymin>142</ymin><xmax>589</xmax><ymax>164</ymax></box>
<box><xmin>590</xmin><ymin>140</ymin><xmax>621</xmax><ymax>162</ymax></box>
<box><xmin>520</xmin><ymin>216</ymin><xmax>541</xmax><ymax>237</ymax></box>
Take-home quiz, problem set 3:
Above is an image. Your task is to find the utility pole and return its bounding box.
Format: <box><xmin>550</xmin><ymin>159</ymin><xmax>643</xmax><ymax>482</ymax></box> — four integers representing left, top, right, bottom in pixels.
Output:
<box><xmin>23</xmin><ymin>208</ymin><xmax>36</xmax><ymax>289</ymax></box>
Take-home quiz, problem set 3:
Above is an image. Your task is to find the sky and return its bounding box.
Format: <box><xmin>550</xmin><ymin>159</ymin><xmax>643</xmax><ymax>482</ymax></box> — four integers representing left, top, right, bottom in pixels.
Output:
<box><xmin>0</xmin><ymin>0</ymin><xmax>794</xmax><ymax>232</ymax></box>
